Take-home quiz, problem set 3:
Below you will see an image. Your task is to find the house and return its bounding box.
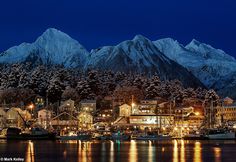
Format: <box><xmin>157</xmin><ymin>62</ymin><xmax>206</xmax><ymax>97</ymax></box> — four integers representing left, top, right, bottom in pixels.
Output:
<box><xmin>37</xmin><ymin>109</ymin><xmax>52</xmax><ymax>129</ymax></box>
<box><xmin>79</xmin><ymin>100</ymin><xmax>96</xmax><ymax>113</ymax></box>
<box><xmin>6</xmin><ymin>108</ymin><xmax>31</xmax><ymax>128</ymax></box>
<box><xmin>215</xmin><ymin>103</ymin><xmax>236</xmax><ymax>126</ymax></box>
<box><xmin>59</xmin><ymin>99</ymin><xmax>75</xmax><ymax>112</ymax></box>
<box><xmin>77</xmin><ymin>112</ymin><xmax>93</xmax><ymax>130</ymax></box>
<box><xmin>0</xmin><ymin>108</ymin><xmax>6</xmax><ymax>128</ymax></box>
<box><xmin>132</xmin><ymin>100</ymin><xmax>157</xmax><ymax>115</ymax></box>
<box><xmin>114</xmin><ymin>102</ymin><xmax>174</xmax><ymax>129</ymax></box>
<box><xmin>119</xmin><ymin>104</ymin><xmax>131</xmax><ymax>117</ymax></box>
<box><xmin>223</xmin><ymin>97</ymin><xmax>234</xmax><ymax>105</ymax></box>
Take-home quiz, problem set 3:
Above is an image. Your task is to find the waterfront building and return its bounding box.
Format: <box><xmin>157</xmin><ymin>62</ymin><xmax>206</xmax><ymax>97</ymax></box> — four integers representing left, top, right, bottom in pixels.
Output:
<box><xmin>77</xmin><ymin>112</ymin><xmax>93</xmax><ymax>130</ymax></box>
<box><xmin>119</xmin><ymin>104</ymin><xmax>132</xmax><ymax>117</ymax></box>
<box><xmin>132</xmin><ymin>100</ymin><xmax>157</xmax><ymax>115</ymax></box>
<box><xmin>51</xmin><ymin>112</ymin><xmax>78</xmax><ymax>132</ymax></box>
<box><xmin>223</xmin><ymin>97</ymin><xmax>234</xmax><ymax>105</ymax></box>
<box><xmin>215</xmin><ymin>103</ymin><xmax>236</xmax><ymax>126</ymax></box>
<box><xmin>59</xmin><ymin>99</ymin><xmax>75</xmax><ymax>113</ymax></box>
<box><xmin>37</xmin><ymin>109</ymin><xmax>52</xmax><ymax>129</ymax></box>
<box><xmin>6</xmin><ymin>108</ymin><xmax>31</xmax><ymax>128</ymax></box>
<box><xmin>0</xmin><ymin>108</ymin><xmax>6</xmax><ymax>128</ymax></box>
<box><xmin>114</xmin><ymin>101</ymin><xmax>174</xmax><ymax>130</ymax></box>
<box><xmin>79</xmin><ymin>100</ymin><xmax>96</xmax><ymax>113</ymax></box>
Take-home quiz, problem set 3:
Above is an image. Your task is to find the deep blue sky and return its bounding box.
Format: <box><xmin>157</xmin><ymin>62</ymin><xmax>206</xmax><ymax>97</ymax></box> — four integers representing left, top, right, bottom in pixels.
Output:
<box><xmin>0</xmin><ymin>0</ymin><xmax>236</xmax><ymax>57</ymax></box>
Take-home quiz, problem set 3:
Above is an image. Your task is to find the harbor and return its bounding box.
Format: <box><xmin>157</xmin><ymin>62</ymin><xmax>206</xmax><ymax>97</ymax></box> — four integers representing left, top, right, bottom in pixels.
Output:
<box><xmin>0</xmin><ymin>96</ymin><xmax>236</xmax><ymax>141</ymax></box>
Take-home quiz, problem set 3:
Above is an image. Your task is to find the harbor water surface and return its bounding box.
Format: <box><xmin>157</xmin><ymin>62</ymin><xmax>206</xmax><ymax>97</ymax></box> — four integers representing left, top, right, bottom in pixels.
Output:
<box><xmin>0</xmin><ymin>140</ymin><xmax>236</xmax><ymax>162</ymax></box>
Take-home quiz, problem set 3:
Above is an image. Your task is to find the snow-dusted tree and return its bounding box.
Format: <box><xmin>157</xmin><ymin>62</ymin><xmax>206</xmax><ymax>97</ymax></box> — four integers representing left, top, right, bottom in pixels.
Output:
<box><xmin>29</xmin><ymin>66</ymin><xmax>48</xmax><ymax>96</ymax></box>
<box><xmin>47</xmin><ymin>74</ymin><xmax>65</xmax><ymax>103</ymax></box>
<box><xmin>76</xmin><ymin>80</ymin><xmax>95</xmax><ymax>100</ymax></box>
<box><xmin>204</xmin><ymin>89</ymin><xmax>219</xmax><ymax>106</ymax></box>
<box><xmin>144</xmin><ymin>75</ymin><xmax>161</xmax><ymax>99</ymax></box>
<box><xmin>113</xmin><ymin>85</ymin><xmax>143</xmax><ymax>104</ymax></box>
<box><xmin>62</xmin><ymin>86</ymin><xmax>79</xmax><ymax>101</ymax></box>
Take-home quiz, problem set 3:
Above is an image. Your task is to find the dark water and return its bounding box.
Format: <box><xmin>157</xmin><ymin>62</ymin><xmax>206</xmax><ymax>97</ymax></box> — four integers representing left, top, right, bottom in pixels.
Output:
<box><xmin>0</xmin><ymin>140</ymin><xmax>236</xmax><ymax>162</ymax></box>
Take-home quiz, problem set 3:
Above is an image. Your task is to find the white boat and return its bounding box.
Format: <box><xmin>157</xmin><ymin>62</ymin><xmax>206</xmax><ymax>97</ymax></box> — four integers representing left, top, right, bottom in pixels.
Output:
<box><xmin>205</xmin><ymin>129</ymin><xmax>235</xmax><ymax>140</ymax></box>
<box><xmin>59</xmin><ymin>132</ymin><xmax>92</xmax><ymax>140</ymax></box>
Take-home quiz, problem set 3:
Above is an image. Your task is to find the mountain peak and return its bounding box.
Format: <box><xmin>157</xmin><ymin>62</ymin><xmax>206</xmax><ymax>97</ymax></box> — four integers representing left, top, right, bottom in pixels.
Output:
<box><xmin>133</xmin><ymin>34</ymin><xmax>148</xmax><ymax>41</ymax></box>
<box><xmin>37</xmin><ymin>28</ymin><xmax>72</xmax><ymax>42</ymax></box>
<box><xmin>187</xmin><ymin>39</ymin><xmax>202</xmax><ymax>47</ymax></box>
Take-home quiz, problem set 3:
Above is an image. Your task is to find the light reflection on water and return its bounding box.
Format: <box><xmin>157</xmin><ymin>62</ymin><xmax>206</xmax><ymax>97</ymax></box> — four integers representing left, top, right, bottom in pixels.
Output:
<box><xmin>25</xmin><ymin>141</ymin><xmax>35</xmax><ymax>162</ymax></box>
<box><xmin>3</xmin><ymin>140</ymin><xmax>233</xmax><ymax>162</ymax></box>
<box><xmin>129</xmin><ymin>140</ymin><xmax>137</xmax><ymax>162</ymax></box>
<box><xmin>173</xmin><ymin>140</ymin><xmax>178</xmax><ymax>162</ymax></box>
<box><xmin>213</xmin><ymin>147</ymin><xmax>221</xmax><ymax>162</ymax></box>
<box><xmin>194</xmin><ymin>141</ymin><xmax>202</xmax><ymax>162</ymax></box>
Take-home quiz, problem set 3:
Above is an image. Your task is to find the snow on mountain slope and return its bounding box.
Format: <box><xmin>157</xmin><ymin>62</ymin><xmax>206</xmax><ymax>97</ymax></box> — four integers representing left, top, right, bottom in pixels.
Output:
<box><xmin>86</xmin><ymin>35</ymin><xmax>203</xmax><ymax>88</ymax></box>
<box><xmin>153</xmin><ymin>38</ymin><xmax>236</xmax><ymax>87</ymax></box>
<box><xmin>0</xmin><ymin>28</ymin><xmax>89</xmax><ymax>67</ymax></box>
<box><xmin>213</xmin><ymin>71</ymin><xmax>236</xmax><ymax>99</ymax></box>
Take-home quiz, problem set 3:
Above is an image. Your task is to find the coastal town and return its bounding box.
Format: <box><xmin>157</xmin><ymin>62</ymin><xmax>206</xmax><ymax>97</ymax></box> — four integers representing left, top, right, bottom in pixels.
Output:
<box><xmin>0</xmin><ymin>94</ymin><xmax>236</xmax><ymax>140</ymax></box>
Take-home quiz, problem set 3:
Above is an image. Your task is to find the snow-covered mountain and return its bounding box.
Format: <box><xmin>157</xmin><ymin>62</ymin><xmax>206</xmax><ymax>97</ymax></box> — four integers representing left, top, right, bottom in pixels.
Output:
<box><xmin>0</xmin><ymin>28</ymin><xmax>89</xmax><ymax>67</ymax></box>
<box><xmin>153</xmin><ymin>38</ymin><xmax>236</xmax><ymax>98</ymax></box>
<box><xmin>153</xmin><ymin>38</ymin><xmax>236</xmax><ymax>88</ymax></box>
<box><xmin>3</xmin><ymin>28</ymin><xmax>236</xmax><ymax>91</ymax></box>
<box><xmin>86</xmin><ymin>35</ymin><xmax>203</xmax><ymax>87</ymax></box>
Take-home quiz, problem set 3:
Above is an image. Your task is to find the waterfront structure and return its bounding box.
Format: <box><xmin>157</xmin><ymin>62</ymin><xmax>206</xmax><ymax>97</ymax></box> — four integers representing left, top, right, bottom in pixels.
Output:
<box><xmin>6</xmin><ymin>108</ymin><xmax>31</xmax><ymax>128</ymax></box>
<box><xmin>0</xmin><ymin>108</ymin><xmax>6</xmax><ymax>128</ymax></box>
<box><xmin>79</xmin><ymin>100</ymin><xmax>96</xmax><ymax>113</ymax></box>
<box><xmin>51</xmin><ymin>112</ymin><xmax>78</xmax><ymax>133</ymax></box>
<box><xmin>37</xmin><ymin>109</ymin><xmax>52</xmax><ymax>129</ymax></box>
<box><xmin>215</xmin><ymin>103</ymin><xmax>236</xmax><ymax>126</ymax></box>
<box><xmin>119</xmin><ymin>104</ymin><xmax>132</xmax><ymax>117</ymax></box>
<box><xmin>59</xmin><ymin>99</ymin><xmax>75</xmax><ymax>113</ymax></box>
<box><xmin>132</xmin><ymin>100</ymin><xmax>157</xmax><ymax>115</ymax></box>
<box><xmin>114</xmin><ymin>101</ymin><xmax>174</xmax><ymax>130</ymax></box>
<box><xmin>77</xmin><ymin>111</ymin><xmax>93</xmax><ymax>130</ymax></box>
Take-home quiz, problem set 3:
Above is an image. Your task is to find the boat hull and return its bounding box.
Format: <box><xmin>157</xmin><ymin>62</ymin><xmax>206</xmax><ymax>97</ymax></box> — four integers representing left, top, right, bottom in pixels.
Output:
<box><xmin>6</xmin><ymin>133</ymin><xmax>57</xmax><ymax>140</ymax></box>
<box><xmin>206</xmin><ymin>132</ymin><xmax>235</xmax><ymax>140</ymax></box>
<box><xmin>136</xmin><ymin>135</ymin><xmax>171</xmax><ymax>141</ymax></box>
<box><xmin>59</xmin><ymin>135</ymin><xmax>92</xmax><ymax>140</ymax></box>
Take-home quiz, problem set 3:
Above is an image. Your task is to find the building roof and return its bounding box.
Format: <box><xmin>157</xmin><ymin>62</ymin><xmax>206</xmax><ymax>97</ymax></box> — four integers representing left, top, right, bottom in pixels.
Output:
<box><xmin>80</xmin><ymin>100</ymin><xmax>96</xmax><ymax>104</ymax></box>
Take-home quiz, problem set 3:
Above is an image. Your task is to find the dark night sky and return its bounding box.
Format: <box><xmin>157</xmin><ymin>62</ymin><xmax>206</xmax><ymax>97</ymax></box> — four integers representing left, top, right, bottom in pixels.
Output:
<box><xmin>0</xmin><ymin>0</ymin><xmax>236</xmax><ymax>57</ymax></box>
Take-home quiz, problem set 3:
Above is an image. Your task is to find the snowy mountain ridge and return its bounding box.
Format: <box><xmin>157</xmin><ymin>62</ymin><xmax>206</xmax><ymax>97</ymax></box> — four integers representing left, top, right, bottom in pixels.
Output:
<box><xmin>0</xmin><ymin>28</ymin><xmax>89</xmax><ymax>67</ymax></box>
<box><xmin>86</xmin><ymin>34</ymin><xmax>201</xmax><ymax>88</ymax></box>
<box><xmin>1</xmin><ymin>28</ymin><xmax>236</xmax><ymax>95</ymax></box>
<box><xmin>153</xmin><ymin>38</ymin><xmax>236</xmax><ymax>88</ymax></box>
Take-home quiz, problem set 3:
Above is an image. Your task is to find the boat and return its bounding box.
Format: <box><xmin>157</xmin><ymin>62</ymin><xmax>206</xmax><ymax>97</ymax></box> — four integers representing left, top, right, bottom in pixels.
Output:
<box><xmin>1</xmin><ymin>127</ymin><xmax>56</xmax><ymax>140</ymax></box>
<box><xmin>111</xmin><ymin>132</ymin><xmax>130</xmax><ymax>140</ymax></box>
<box><xmin>204</xmin><ymin>129</ymin><xmax>235</xmax><ymax>140</ymax></box>
<box><xmin>96</xmin><ymin>134</ymin><xmax>112</xmax><ymax>140</ymax></box>
<box><xmin>136</xmin><ymin>134</ymin><xmax>171</xmax><ymax>140</ymax></box>
<box><xmin>59</xmin><ymin>132</ymin><xmax>92</xmax><ymax>140</ymax></box>
<box><xmin>183</xmin><ymin>133</ymin><xmax>207</xmax><ymax>140</ymax></box>
<box><xmin>183</xmin><ymin>131</ymin><xmax>208</xmax><ymax>140</ymax></box>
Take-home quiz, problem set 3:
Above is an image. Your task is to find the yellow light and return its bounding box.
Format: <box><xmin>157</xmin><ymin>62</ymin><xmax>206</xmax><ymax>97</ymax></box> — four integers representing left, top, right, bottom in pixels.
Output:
<box><xmin>102</xmin><ymin>114</ymin><xmax>106</xmax><ymax>117</ymax></box>
<box><xmin>162</xmin><ymin>127</ymin><xmax>166</xmax><ymax>131</ymax></box>
<box><xmin>174</xmin><ymin>127</ymin><xmax>178</xmax><ymax>131</ymax></box>
<box><xmin>131</xmin><ymin>103</ymin><xmax>135</xmax><ymax>107</ymax></box>
<box><xmin>195</xmin><ymin>112</ymin><xmax>200</xmax><ymax>116</ymax></box>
